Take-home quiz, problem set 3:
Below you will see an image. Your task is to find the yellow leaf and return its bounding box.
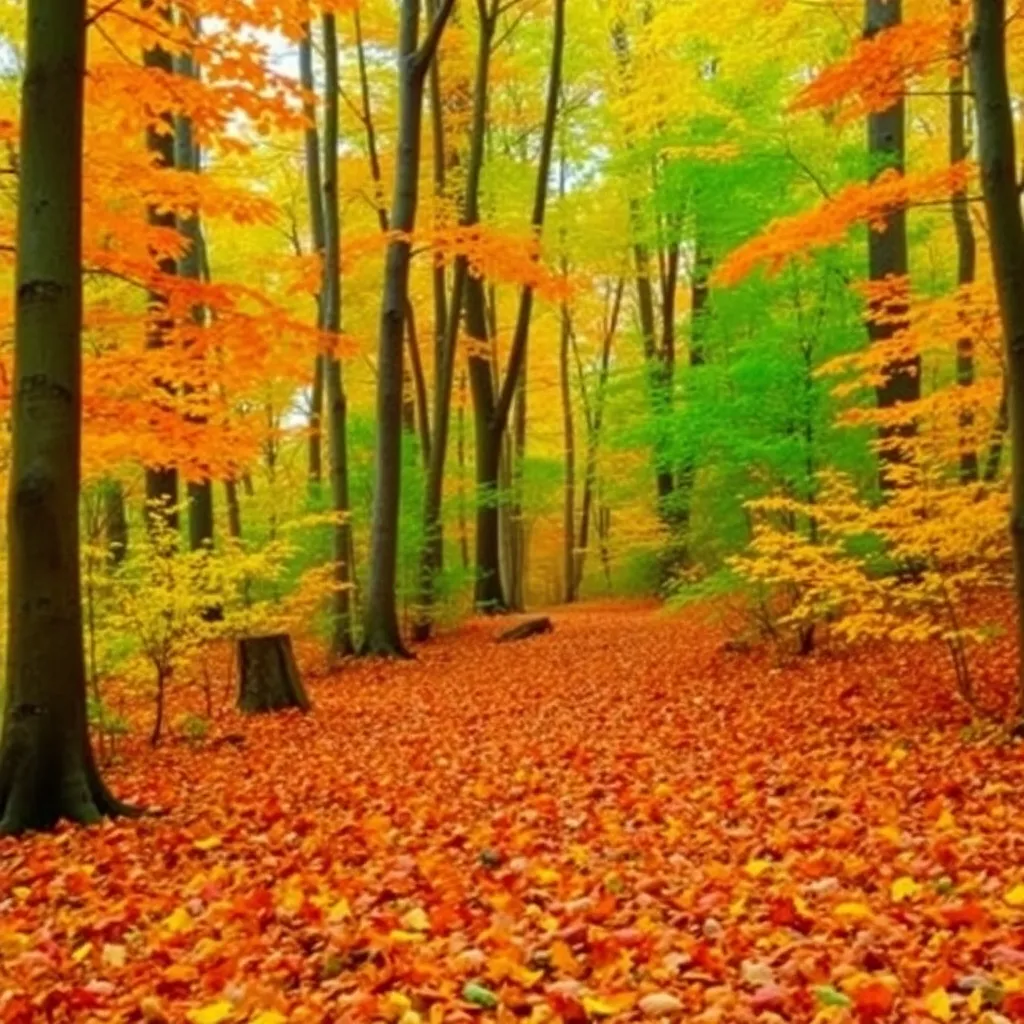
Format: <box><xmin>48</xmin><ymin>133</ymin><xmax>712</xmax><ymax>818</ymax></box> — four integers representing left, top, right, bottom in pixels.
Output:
<box><xmin>251</xmin><ymin>1013</ymin><xmax>287</xmax><ymax>1024</ymax></box>
<box><xmin>583</xmin><ymin>994</ymin><xmax>636</xmax><ymax>1016</ymax></box>
<box><xmin>835</xmin><ymin>902</ymin><xmax>872</xmax><ymax>921</ymax></box>
<box><xmin>534</xmin><ymin>867</ymin><xmax>560</xmax><ymax>886</ymax></box>
<box><xmin>389</xmin><ymin>930</ymin><xmax>426</xmax><ymax>944</ymax></box>
<box><xmin>162</xmin><ymin>907</ymin><xmax>194</xmax><ymax>934</ymax></box>
<box><xmin>1005</xmin><ymin>884</ymin><xmax>1024</xmax><ymax>907</ymax></box>
<box><xmin>193</xmin><ymin>836</ymin><xmax>222</xmax><ymax>851</ymax></box>
<box><xmin>550</xmin><ymin>939</ymin><xmax>580</xmax><ymax>975</ymax></box>
<box><xmin>891</xmin><ymin>876</ymin><xmax>920</xmax><ymax>903</ymax></box>
<box><xmin>744</xmin><ymin>858</ymin><xmax>772</xmax><ymax>878</ymax></box>
<box><xmin>187</xmin><ymin>1002</ymin><xmax>234</xmax><ymax>1024</ymax></box>
<box><xmin>328</xmin><ymin>898</ymin><xmax>351</xmax><ymax>922</ymax></box>
<box><xmin>937</xmin><ymin>809</ymin><xmax>956</xmax><ymax>832</ymax></box>
<box><xmin>924</xmin><ymin>988</ymin><xmax>951</xmax><ymax>1022</ymax></box>
<box><xmin>401</xmin><ymin>907</ymin><xmax>431</xmax><ymax>932</ymax></box>
<box><xmin>72</xmin><ymin>941</ymin><xmax>93</xmax><ymax>963</ymax></box>
<box><xmin>967</xmin><ymin>988</ymin><xmax>983</xmax><ymax>1015</ymax></box>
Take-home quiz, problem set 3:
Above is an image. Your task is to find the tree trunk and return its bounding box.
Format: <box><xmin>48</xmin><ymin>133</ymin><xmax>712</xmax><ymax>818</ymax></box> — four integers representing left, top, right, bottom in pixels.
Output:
<box><xmin>225</xmin><ymin>477</ymin><xmax>242</xmax><ymax>539</ymax></box>
<box><xmin>321</xmin><ymin>13</ymin><xmax>355</xmax><ymax>658</ymax></box>
<box><xmin>0</xmin><ymin>0</ymin><xmax>129</xmax><ymax>833</ymax></box>
<box><xmin>865</xmin><ymin>0</ymin><xmax>917</xmax><ymax>486</ymax></box>
<box><xmin>103</xmin><ymin>479</ymin><xmax>128</xmax><ymax>564</ymax></box>
<box><xmin>560</xmin><ymin>299</ymin><xmax>576</xmax><ymax>603</ymax></box>
<box><xmin>142</xmin><ymin>0</ymin><xmax>179</xmax><ymax>532</ymax></box>
<box><xmin>950</xmin><ymin>0</ymin><xmax>978</xmax><ymax>484</ymax></box>
<box><xmin>469</xmin><ymin>0</ymin><xmax>565</xmax><ymax>613</ymax></box>
<box><xmin>363</xmin><ymin>0</ymin><xmax>455</xmax><ymax>655</ymax></box>
<box><xmin>970</xmin><ymin>0</ymin><xmax>1024</xmax><ymax>711</ymax></box>
<box><xmin>300</xmin><ymin>22</ymin><xmax>327</xmax><ymax>491</ymax></box>
<box><xmin>237</xmin><ymin>635</ymin><xmax>310</xmax><ymax>713</ymax></box>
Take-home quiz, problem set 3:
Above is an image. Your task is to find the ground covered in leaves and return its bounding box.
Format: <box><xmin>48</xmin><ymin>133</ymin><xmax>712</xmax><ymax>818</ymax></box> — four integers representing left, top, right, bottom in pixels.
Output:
<box><xmin>4</xmin><ymin>602</ymin><xmax>1024</xmax><ymax>1024</ymax></box>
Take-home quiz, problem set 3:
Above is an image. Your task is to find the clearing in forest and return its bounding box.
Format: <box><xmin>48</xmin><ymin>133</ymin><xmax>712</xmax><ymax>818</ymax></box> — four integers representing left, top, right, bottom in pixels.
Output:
<box><xmin>3</xmin><ymin>603</ymin><xmax>1024</xmax><ymax>1024</ymax></box>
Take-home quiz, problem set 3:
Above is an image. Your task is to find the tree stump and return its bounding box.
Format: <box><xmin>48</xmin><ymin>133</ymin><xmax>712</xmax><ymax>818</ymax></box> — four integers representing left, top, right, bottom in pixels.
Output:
<box><xmin>237</xmin><ymin>634</ymin><xmax>311</xmax><ymax>714</ymax></box>
<box><xmin>497</xmin><ymin>616</ymin><xmax>554</xmax><ymax>643</ymax></box>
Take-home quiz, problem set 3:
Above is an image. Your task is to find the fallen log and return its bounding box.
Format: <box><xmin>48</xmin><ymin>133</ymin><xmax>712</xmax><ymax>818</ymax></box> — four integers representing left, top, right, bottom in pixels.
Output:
<box><xmin>497</xmin><ymin>616</ymin><xmax>554</xmax><ymax>643</ymax></box>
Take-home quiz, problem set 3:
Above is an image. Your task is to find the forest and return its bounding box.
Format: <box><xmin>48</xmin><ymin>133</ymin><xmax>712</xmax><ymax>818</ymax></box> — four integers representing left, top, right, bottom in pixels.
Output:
<box><xmin>4</xmin><ymin>0</ymin><xmax>1024</xmax><ymax>1021</ymax></box>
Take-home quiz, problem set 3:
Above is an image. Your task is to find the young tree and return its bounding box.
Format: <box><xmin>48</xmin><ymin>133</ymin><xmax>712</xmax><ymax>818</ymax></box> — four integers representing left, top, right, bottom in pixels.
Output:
<box><xmin>971</xmin><ymin>0</ymin><xmax>1024</xmax><ymax>712</ymax></box>
<box><xmin>362</xmin><ymin>0</ymin><xmax>456</xmax><ymax>656</ymax></box>
<box><xmin>0</xmin><ymin>0</ymin><xmax>129</xmax><ymax>833</ymax></box>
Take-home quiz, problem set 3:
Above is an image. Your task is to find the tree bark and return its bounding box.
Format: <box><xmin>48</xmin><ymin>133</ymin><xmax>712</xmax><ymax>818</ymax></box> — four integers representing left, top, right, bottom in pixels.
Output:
<box><xmin>363</xmin><ymin>0</ymin><xmax>455</xmax><ymax>656</ymax></box>
<box><xmin>175</xmin><ymin>18</ymin><xmax>214</xmax><ymax>551</ymax></box>
<box><xmin>142</xmin><ymin>0</ymin><xmax>179</xmax><ymax>532</ymax></box>
<box><xmin>468</xmin><ymin>0</ymin><xmax>565</xmax><ymax>612</ymax></box>
<box><xmin>560</xmin><ymin>297</ymin><xmax>576</xmax><ymax>603</ymax></box>
<box><xmin>103</xmin><ymin>479</ymin><xmax>128</xmax><ymax>564</ymax></box>
<box><xmin>865</xmin><ymin>0</ymin><xmax>917</xmax><ymax>486</ymax></box>
<box><xmin>949</xmin><ymin>0</ymin><xmax>978</xmax><ymax>484</ymax></box>
<box><xmin>300</xmin><ymin>22</ymin><xmax>327</xmax><ymax>491</ymax></box>
<box><xmin>237</xmin><ymin>635</ymin><xmax>310</xmax><ymax>713</ymax></box>
<box><xmin>321</xmin><ymin>13</ymin><xmax>355</xmax><ymax>658</ymax></box>
<box><xmin>970</xmin><ymin>0</ymin><xmax>1024</xmax><ymax>710</ymax></box>
<box><xmin>224</xmin><ymin>477</ymin><xmax>242</xmax><ymax>539</ymax></box>
<box><xmin>0</xmin><ymin>0</ymin><xmax>129</xmax><ymax>833</ymax></box>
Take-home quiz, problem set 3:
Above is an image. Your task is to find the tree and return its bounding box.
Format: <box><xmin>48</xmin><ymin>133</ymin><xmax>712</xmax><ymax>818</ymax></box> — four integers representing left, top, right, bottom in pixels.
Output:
<box><xmin>362</xmin><ymin>0</ymin><xmax>456</xmax><ymax>656</ymax></box>
<box><xmin>971</xmin><ymin>0</ymin><xmax>1024</xmax><ymax>712</ymax></box>
<box><xmin>0</xmin><ymin>0</ymin><xmax>129</xmax><ymax>833</ymax></box>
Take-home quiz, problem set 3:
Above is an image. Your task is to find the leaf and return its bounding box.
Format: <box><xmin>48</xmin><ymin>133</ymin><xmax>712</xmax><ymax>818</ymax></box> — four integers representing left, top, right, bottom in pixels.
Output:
<box><xmin>401</xmin><ymin>907</ymin><xmax>430</xmax><ymax>932</ymax></box>
<box><xmin>835</xmin><ymin>902</ymin><xmax>873</xmax><ymax>921</ymax></box>
<box><xmin>924</xmin><ymin>989</ymin><xmax>951</xmax><ymax>1022</ymax></box>
<box><xmin>854</xmin><ymin>980</ymin><xmax>895</xmax><ymax>1020</ymax></box>
<box><xmin>251</xmin><ymin>1013</ymin><xmax>287</xmax><ymax>1024</ymax></box>
<box><xmin>815</xmin><ymin>986</ymin><xmax>852</xmax><ymax>1009</ymax></box>
<box><xmin>744</xmin><ymin>858</ymin><xmax>772</xmax><ymax>878</ymax></box>
<box><xmin>162</xmin><ymin>907</ymin><xmax>194</xmax><ymax>934</ymax></box>
<box><xmin>193</xmin><ymin>836</ymin><xmax>222</xmax><ymax>851</ymax></box>
<box><xmin>891</xmin><ymin>876</ymin><xmax>920</xmax><ymax>902</ymax></box>
<box><xmin>462</xmin><ymin>983</ymin><xmax>499</xmax><ymax>1010</ymax></box>
<box><xmin>1005</xmin><ymin>884</ymin><xmax>1024</xmax><ymax>907</ymax></box>
<box><xmin>186</xmin><ymin>1002</ymin><xmax>234</xmax><ymax>1024</ymax></box>
<box><xmin>550</xmin><ymin>939</ymin><xmax>580</xmax><ymax>975</ymax></box>
<box><xmin>582</xmin><ymin>993</ymin><xmax>636</xmax><ymax>1017</ymax></box>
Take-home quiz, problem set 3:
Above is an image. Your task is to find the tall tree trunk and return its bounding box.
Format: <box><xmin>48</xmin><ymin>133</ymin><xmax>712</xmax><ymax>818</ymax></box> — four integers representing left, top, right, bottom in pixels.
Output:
<box><xmin>560</xmin><ymin>298</ymin><xmax>576</xmax><ymax>603</ymax></box>
<box><xmin>224</xmin><ymin>478</ymin><xmax>242</xmax><ymax>539</ymax></box>
<box><xmin>363</xmin><ymin>0</ymin><xmax>455</xmax><ymax>656</ymax></box>
<box><xmin>950</xmin><ymin>0</ymin><xmax>978</xmax><ymax>484</ymax></box>
<box><xmin>971</xmin><ymin>0</ymin><xmax>1024</xmax><ymax>711</ymax></box>
<box><xmin>470</xmin><ymin>0</ymin><xmax>565</xmax><ymax>612</ymax></box>
<box><xmin>458</xmin><ymin>370</ymin><xmax>470</xmax><ymax>570</ymax></box>
<box><xmin>175</xmin><ymin>17</ymin><xmax>214</xmax><ymax>551</ymax></box>
<box><xmin>414</xmin><ymin>0</ymin><xmax>490</xmax><ymax>637</ymax></box>
<box><xmin>574</xmin><ymin>279</ymin><xmax>622</xmax><ymax>596</ymax></box>
<box><xmin>103</xmin><ymin>479</ymin><xmax>128</xmax><ymax>564</ymax></box>
<box><xmin>865</xmin><ymin>0</ymin><xmax>916</xmax><ymax>486</ymax></box>
<box><xmin>0</xmin><ymin>0</ymin><xmax>129</xmax><ymax>833</ymax></box>
<box><xmin>300</xmin><ymin>22</ymin><xmax>328</xmax><ymax>492</ymax></box>
<box><xmin>142</xmin><ymin>0</ymin><xmax>179</xmax><ymax>531</ymax></box>
<box><xmin>321</xmin><ymin>13</ymin><xmax>354</xmax><ymax>658</ymax></box>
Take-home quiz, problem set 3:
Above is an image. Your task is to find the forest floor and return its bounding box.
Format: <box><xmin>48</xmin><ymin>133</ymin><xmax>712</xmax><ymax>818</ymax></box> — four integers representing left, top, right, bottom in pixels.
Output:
<box><xmin>4</xmin><ymin>602</ymin><xmax>1024</xmax><ymax>1024</ymax></box>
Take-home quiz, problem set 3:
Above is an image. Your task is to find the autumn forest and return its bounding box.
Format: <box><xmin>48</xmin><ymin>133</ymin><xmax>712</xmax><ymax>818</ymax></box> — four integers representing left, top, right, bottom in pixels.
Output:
<box><xmin>4</xmin><ymin>0</ymin><xmax>1024</xmax><ymax>1020</ymax></box>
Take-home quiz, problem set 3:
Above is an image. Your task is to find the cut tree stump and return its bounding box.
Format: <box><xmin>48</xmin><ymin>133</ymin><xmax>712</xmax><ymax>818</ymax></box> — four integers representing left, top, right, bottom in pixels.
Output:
<box><xmin>497</xmin><ymin>616</ymin><xmax>554</xmax><ymax>643</ymax></box>
<box><xmin>237</xmin><ymin>634</ymin><xmax>311</xmax><ymax>714</ymax></box>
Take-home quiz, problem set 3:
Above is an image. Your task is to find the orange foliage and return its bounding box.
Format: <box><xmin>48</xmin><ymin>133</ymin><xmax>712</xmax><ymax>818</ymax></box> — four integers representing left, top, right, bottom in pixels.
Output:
<box><xmin>3</xmin><ymin>604</ymin><xmax>1024</xmax><ymax>1022</ymax></box>
<box><xmin>715</xmin><ymin>164</ymin><xmax>972</xmax><ymax>285</ymax></box>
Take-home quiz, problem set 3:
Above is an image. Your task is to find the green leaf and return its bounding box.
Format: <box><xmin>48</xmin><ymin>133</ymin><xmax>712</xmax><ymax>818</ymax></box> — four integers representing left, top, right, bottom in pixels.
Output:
<box><xmin>463</xmin><ymin>983</ymin><xmax>499</xmax><ymax>1010</ymax></box>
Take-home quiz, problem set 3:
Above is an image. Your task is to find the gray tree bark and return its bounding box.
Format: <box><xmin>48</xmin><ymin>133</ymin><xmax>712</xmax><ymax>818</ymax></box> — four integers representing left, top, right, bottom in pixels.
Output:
<box><xmin>970</xmin><ymin>0</ymin><xmax>1024</xmax><ymax>710</ymax></box>
<box><xmin>362</xmin><ymin>0</ymin><xmax>456</xmax><ymax>656</ymax></box>
<box><xmin>0</xmin><ymin>0</ymin><xmax>130</xmax><ymax>833</ymax></box>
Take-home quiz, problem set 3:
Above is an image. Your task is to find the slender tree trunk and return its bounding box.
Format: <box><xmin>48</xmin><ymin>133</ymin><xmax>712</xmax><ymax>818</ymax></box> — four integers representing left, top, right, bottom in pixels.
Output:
<box><xmin>470</xmin><ymin>0</ymin><xmax>565</xmax><ymax>612</ymax></box>
<box><xmin>971</xmin><ymin>0</ymin><xmax>1024</xmax><ymax>711</ymax></box>
<box><xmin>560</xmin><ymin>298</ymin><xmax>576</xmax><ymax>603</ymax></box>
<box><xmin>142</xmin><ymin>0</ymin><xmax>179</xmax><ymax>531</ymax></box>
<box><xmin>176</xmin><ymin>18</ymin><xmax>214</xmax><ymax>551</ymax></box>
<box><xmin>224</xmin><ymin>478</ymin><xmax>242</xmax><ymax>539</ymax></box>
<box><xmin>363</xmin><ymin>0</ymin><xmax>455</xmax><ymax>655</ymax></box>
<box><xmin>458</xmin><ymin>370</ymin><xmax>470</xmax><ymax>570</ymax></box>
<box><xmin>300</xmin><ymin>22</ymin><xmax>328</xmax><ymax>491</ymax></box>
<box><xmin>865</xmin><ymin>0</ymin><xmax>916</xmax><ymax>487</ymax></box>
<box><xmin>0</xmin><ymin>0</ymin><xmax>129</xmax><ymax>833</ymax></box>
<box><xmin>950</xmin><ymin>0</ymin><xmax>978</xmax><ymax>484</ymax></box>
<box><xmin>103</xmin><ymin>479</ymin><xmax>128</xmax><ymax>564</ymax></box>
<box><xmin>414</xmin><ymin>0</ymin><xmax>491</xmax><ymax>636</ymax></box>
<box><xmin>322</xmin><ymin>13</ymin><xmax>355</xmax><ymax>657</ymax></box>
<box><xmin>574</xmin><ymin>279</ymin><xmax>622</xmax><ymax>596</ymax></box>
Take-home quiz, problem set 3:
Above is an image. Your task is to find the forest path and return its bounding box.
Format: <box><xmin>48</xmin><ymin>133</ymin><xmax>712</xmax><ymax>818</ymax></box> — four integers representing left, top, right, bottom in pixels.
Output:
<box><xmin>4</xmin><ymin>601</ymin><xmax>1024</xmax><ymax>1021</ymax></box>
